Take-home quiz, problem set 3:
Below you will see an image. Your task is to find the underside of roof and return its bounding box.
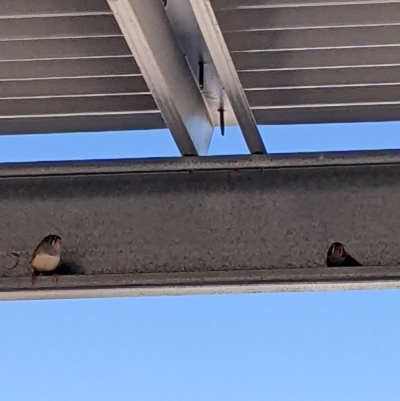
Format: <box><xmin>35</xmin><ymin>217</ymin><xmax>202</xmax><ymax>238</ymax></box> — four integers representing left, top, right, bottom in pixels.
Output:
<box><xmin>0</xmin><ymin>0</ymin><xmax>167</xmax><ymax>135</ymax></box>
<box><xmin>4</xmin><ymin>0</ymin><xmax>400</xmax><ymax>155</ymax></box>
<box><xmin>212</xmin><ymin>0</ymin><xmax>400</xmax><ymax>125</ymax></box>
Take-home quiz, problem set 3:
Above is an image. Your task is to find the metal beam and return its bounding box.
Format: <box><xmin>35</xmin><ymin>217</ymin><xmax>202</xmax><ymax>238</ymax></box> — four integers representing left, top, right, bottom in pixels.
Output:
<box><xmin>188</xmin><ymin>0</ymin><xmax>266</xmax><ymax>154</ymax></box>
<box><xmin>106</xmin><ymin>0</ymin><xmax>214</xmax><ymax>156</ymax></box>
<box><xmin>2</xmin><ymin>154</ymin><xmax>400</xmax><ymax>301</ymax></box>
<box><xmin>3</xmin><ymin>150</ymin><xmax>400</xmax><ymax>177</ymax></box>
<box><xmin>162</xmin><ymin>0</ymin><xmax>237</xmax><ymax>128</ymax></box>
<box><xmin>2</xmin><ymin>267</ymin><xmax>400</xmax><ymax>301</ymax></box>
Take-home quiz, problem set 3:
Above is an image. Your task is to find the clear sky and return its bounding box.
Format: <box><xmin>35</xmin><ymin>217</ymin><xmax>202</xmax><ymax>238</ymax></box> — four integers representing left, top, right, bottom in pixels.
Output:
<box><xmin>1</xmin><ymin>123</ymin><xmax>400</xmax><ymax>401</ymax></box>
<box><xmin>2</xmin><ymin>121</ymin><xmax>400</xmax><ymax>162</ymax></box>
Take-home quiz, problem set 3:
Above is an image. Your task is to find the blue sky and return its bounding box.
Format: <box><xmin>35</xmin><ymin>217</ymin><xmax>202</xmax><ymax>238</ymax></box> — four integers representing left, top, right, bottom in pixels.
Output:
<box><xmin>2</xmin><ymin>291</ymin><xmax>400</xmax><ymax>401</ymax></box>
<box><xmin>2</xmin><ymin>121</ymin><xmax>400</xmax><ymax>162</ymax></box>
<box><xmin>1</xmin><ymin>123</ymin><xmax>400</xmax><ymax>401</ymax></box>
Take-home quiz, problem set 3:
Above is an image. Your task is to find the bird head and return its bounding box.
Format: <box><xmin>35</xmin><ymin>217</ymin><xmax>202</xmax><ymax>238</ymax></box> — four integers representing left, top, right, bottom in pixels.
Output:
<box><xmin>327</xmin><ymin>242</ymin><xmax>346</xmax><ymax>258</ymax></box>
<box><xmin>44</xmin><ymin>234</ymin><xmax>62</xmax><ymax>250</ymax></box>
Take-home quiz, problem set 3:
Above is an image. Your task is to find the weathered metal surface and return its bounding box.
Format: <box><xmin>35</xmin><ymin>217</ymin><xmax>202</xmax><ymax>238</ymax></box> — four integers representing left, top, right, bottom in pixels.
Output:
<box><xmin>1</xmin><ymin>154</ymin><xmax>400</xmax><ymax>300</ymax></box>
<box><xmin>2</xmin><ymin>267</ymin><xmax>400</xmax><ymax>301</ymax></box>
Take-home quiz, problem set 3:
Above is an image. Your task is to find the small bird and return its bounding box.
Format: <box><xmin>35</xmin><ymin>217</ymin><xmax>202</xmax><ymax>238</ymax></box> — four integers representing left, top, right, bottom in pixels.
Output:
<box><xmin>30</xmin><ymin>235</ymin><xmax>62</xmax><ymax>285</ymax></box>
<box><xmin>326</xmin><ymin>242</ymin><xmax>362</xmax><ymax>267</ymax></box>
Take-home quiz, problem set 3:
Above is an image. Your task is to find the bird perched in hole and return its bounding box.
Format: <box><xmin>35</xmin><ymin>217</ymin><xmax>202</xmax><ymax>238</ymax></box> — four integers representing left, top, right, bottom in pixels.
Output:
<box><xmin>326</xmin><ymin>242</ymin><xmax>362</xmax><ymax>267</ymax></box>
<box><xmin>30</xmin><ymin>235</ymin><xmax>62</xmax><ymax>285</ymax></box>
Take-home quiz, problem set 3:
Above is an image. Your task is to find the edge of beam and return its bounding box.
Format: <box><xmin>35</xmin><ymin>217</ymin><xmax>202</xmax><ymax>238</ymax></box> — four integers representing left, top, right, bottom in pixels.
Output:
<box><xmin>2</xmin><ymin>266</ymin><xmax>400</xmax><ymax>301</ymax></box>
<box><xmin>1</xmin><ymin>150</ymin><xmax>400</xmax><ymax>178</ymax></box>
<box><xmin>188</xmin><ymin>0</ymin><xmax>266</xmax><ymax>154</ymax></box>
<box><xmin>162</xmin><ymin>0</ymin><xmax>238</xmax><ymax>127</ymax></box>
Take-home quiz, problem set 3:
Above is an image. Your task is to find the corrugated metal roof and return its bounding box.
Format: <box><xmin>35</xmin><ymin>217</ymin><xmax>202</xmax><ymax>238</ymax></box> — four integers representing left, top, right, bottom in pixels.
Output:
<box><xmin>2</xmin><ymin>0</ymin><xmax>400</xmax><ymax>153</ymax></box>
<box><xmin>212</xmin><ymin>0</ymin><xmax>400</xmax><ymax>125</ymax></box>
<box><xmin>0</xmin><ymin>0</ymin><xmax>165</xmax><ymax>135</ymax></box>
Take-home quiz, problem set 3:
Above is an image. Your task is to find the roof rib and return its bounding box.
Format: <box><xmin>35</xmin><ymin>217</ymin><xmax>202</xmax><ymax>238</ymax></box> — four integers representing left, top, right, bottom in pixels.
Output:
<box><xmin>106</xmin><ymin>0</ymin><xmax>214</xmax><ymax>156</ymax></box>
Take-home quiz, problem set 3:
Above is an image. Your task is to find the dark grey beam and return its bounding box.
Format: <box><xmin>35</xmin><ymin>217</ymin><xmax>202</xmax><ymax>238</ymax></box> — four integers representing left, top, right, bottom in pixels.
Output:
<box><xmin>3</xmin><ymin>151</ymin><xmax>400</xmax><ymax>177</ymax></box>
<box><xmin>2</xmin><ymin>154</ymin><xmax>400</xmax><ymax>301</ymax></box>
